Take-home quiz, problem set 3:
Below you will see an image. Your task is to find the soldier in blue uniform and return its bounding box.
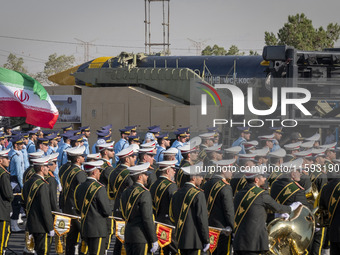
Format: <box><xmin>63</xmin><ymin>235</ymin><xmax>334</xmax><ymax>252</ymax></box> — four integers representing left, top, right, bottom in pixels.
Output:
<box><xmin>57</xmin><ymin>132</ymin><xmax>73</xmax><ymax>167</ymax></box>
<box><xmin>171</xmin><ymin>130</ymin><xmax>188</xmax><ymax>166</ymax></box>
<box><xmin>155</xmin><ymin>133</ymin><xmax>170</xmax><ymax>162</ymax></box>
<box><xmin>270</xmin><ymin>127</ymin><xmax>283</xmax><ymax>152</ymax></box>
<box><xmin>114</xmin><ymin>127</ymin><xmax>131</xmax><ymax>163</ymax></box>
<box><xmin>36</xmin><ymin>137</ymin><xmax>50</xmax><ymax>156</ymax></box>
<box><xmin>22</xmin><ymin>133</ymin><xmax>30</xmax><ymax>171</ymax></box>
<box><xmin>92</xmin><ymin>130</ymin><xmax>110</xmax><ymax>154</ymax></box>
<box><xmin>0</xmin><ymin>132</ymin><xmax>7</xmax><ymax>151</ymax></box>
<box><xmin>80</xmin><ymin>126</ymin><xmax>91</xmax><ymax>155</ymax></box>
<box><xmin>8</xmin><ymin>135</ymin><xmax>25</xmax><ymax>232</ymax></box>
<box><xmin>26</xmin><ymin>130</ymin><xmax>38</xmax><ymax>154</ymax></box>
<box><xmin>232</xmin><ymin>127</ymin><xmax>251</xmax><ymax>155</ymax></box>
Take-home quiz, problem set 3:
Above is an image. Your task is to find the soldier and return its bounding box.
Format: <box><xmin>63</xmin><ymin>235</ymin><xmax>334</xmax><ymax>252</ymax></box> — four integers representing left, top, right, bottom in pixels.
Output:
<box><xmin>155</xmin><ymin>133</ymin><xmax>171</xmax><ymax>162</ymax></box>
<box><xmin>231</xmin><ymin>127</ymin><xmax>251</xmax><ymax>155</ymax></box>
<box><xmin>197</xmin><ymin>133</ymin><xmax>214</xmax><ymax>164</ymax></box>
<box><xmin>203</xmin><ymin>159</ymin><xmax>235</xmax><ymax>255</ymax></box>
<box><xmin>80</xmin><ymin>126</ymin><xmax>91</xmax><ymax>156</ymax></box>
<box><xmin>91</xmin><ymin>130</ymin><xmax>110</xmax><ymax>154</ymax></box>
<box><xmin>170</xmin><ymin>162</ymin><xmax>210</xmax><ymax>255</ymax></box>
<box><xmin>114</xmin><ymin>127</ymin><xmax>131</xmax><ymax>163</ymax></box>
<box><xmin>8</xmin><ymin>135</ymin><xmax>25</xmax><ymax>232</ymax></box>
<box><xmin>283</xmin><ymin>141</ymin><xmax>302</xmax><ymax>162</ymax></box>
<box><xmin>46</xmin><ymin>153</ymin><xmax>59</xmax><ymax>212</ymax></box>
<box><xmin>319</xmin><ymin>171</ymin><xmax>340</xmax><ymax>255</ymax></box>
<box><xmin>270</xmin><ymin>127</ymin><xmax>283</xmax><ymax>152</ymax></box>
<box><xmin>0</xmin><ymin>132</ymin><xmax>7</xmax><ymax>151</ymax></box>
<box><xmin>150</xmin><ymin>160</ymin><xmax>178</xmax><ymax>255</ymax></box>
<box><xmin>59</xmin><ymin>146</ymin><xmax>87</xmax><ymax>255</ymax></box>
<box><xmin>57</xmin><ymin>132</ymin><xmax>73</xmax><ymax>168</ymax></box>
<box><xmin>230</xmin><ymin>153</ymin><xmax>257</xmax><ymax>195</ymax></box>
<box><xmin>204</xmin><ymin>144</ymin><xmax>223</xmax><ymax>180</ymax></box>
<box><xmin>36</xmin><ymin>137</ymin><xmax>50</xmax><ymax>156</ymax></box>
<box><xmin>267</xmin><ymin>148</ymin><xmax>286</xmax><ymax>188</ymax></box>
<box><xmin>270</xmin><ymin>158</ymin><xmax>312</xmax><ymax>209</ymax></box>
<box><xmin>233</xmin><ymin>166</ymin><xmax>298</xmax><ymax>255</ymax></box>
<box><xmin>0</xmin><ymin>149</ymin><xmax>14</xmax><ymax>254</ymax></box>
<box><xmin>26</xmin><ymin>130</ymin><xmax>38</xmax><ymax>153</ymax></box>
<box><xmin>171</xmin><ymin>129</ymin><xmax>188</xmax><ymax>166</ymax></box>
<box><xmin>97</xmin><ymin>141</ymin><xmax>115</xmax><ymax>252</ymax></box>
<box><xmin>23</xmin><ymin>155</ymin><xmax>55</xmax><ymax>255</ymax></box>
<box><xmin>176</xmin><ymin>139</ymin><xmax>200</xmax><ymax>188</ymax></box>
<box><xmin>23</xmin><ymin>151</ymin><xmax>44</xmax><ymax>184</ymax></box>
<box><xmin>138</xmin><ymin>146</ymin><xmax>157</xmax><ymax>188</ymax></box>
<box><xmin>75</xmin><ymin>160</ymin><xmax>111</xmax><ymax>255</ymax></box>
<box><xmin>120</xmin><ymin>162</ymin><xmax>159</xmax><ymax>255</ymax></box>
<box><xmin>107</xmin><ymin>147</ymin><xmax>135</xmax><ymax>255</ymax></box>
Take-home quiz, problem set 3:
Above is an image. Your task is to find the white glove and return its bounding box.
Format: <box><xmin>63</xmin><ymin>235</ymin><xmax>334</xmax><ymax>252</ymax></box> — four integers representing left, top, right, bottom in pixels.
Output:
<box><xmin>275</xmin><ymin>212</ymin><xmax>290</xmax><ymax>220</ymax></box>
<box><xmin>290</xmin><ymin>202</ymin><xmax>302</xmax><ymax>212</ymax></box>
<box><xmin>150</xmin><ymin>241</ymin><xmax>159</xmax><ymax>253</ymax></box>
<box><xmin>48</xmin><ymin>230</ymin><xmax>55</xmax><ymax>237</ymax></box>
<box><xmin>224</xmin><ymin>226</ymin><xmax>232</xmax><ymax>235</ymax></box>
<box><xmin>203</xmin><ymin>243</ymin><xmax>210</xmax><ymax>252</ymax></box>
<box><xmin>58</xmin><ymin>184</ymin><xmax>62</xmax><ymax>192</ymax></box>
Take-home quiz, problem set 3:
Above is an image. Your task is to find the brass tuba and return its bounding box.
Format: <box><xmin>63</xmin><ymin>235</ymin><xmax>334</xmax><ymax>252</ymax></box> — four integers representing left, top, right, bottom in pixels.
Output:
<box><xmin>305</xmin><ymin>183</ymin><xmax>319</xmax><ymax>205</ymax></box>
<box><xmin>267</xmin><ymin>205</ymin><xmax>315</xmax><ymax>255</ymax></box>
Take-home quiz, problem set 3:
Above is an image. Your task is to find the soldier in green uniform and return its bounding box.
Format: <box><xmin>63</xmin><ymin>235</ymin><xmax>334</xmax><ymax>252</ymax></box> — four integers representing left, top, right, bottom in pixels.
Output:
<box><xmin>270</xmin><ymin>158</ymin><xmax>312</xmax><ymax>210</ymax></box>
<box><xmin>0</xmin><ymin>149</ymin><xmax>13</xmax><ymax>255</ymax></box>
<box><xmin>202</xmin><ymin>159</ymin><xmax>235</xmax><ymax>255</ymax></box>
<box><xmin>170</xmin><ymin>162</ymin><xmax>210</xmax><ymax>255</ymax></box>
<box><xmin>23</xmin><ymin>155</ymin><xmax>55</xmax><ymax>255</ymax></box>
<box><xmin>75</xmin><ymin>160</ymin><xmax>111</xmax><ymax>255</ymax></box>
<box><xmin>150</xmin><ymin>160</ymin><xmax>178</xmax><ymax>255</ymax></box>
<box><xmin>230</xmin><ymin>154</ymin><xmax>257</xmax><ymax>195</ymax></box>
<box><xmin>233</xmin><ymin>166</ymin><xmax>297</xmax><ymax>255</ymax></box>
<box><xmin>23</xmin><ymin>151</ymin><xmax>44</xmax><ymax>184</ymax></box>
<box><xmin>95</xmin><ymin>141</ymin><xmax>115</xmax><ymax>252</ymax></box>
<box><xmin>59</xmin><ymin>146</ymin><xmax>87</xmax><ymax>255</ymax></box>
<box><xmin>120</xmin><ymin>162</ymin><xmax>159</xmax><ymax>255</ymax></box>
<box><xmin>204</xmin><ymin>144</ymin><xmax>223</xmax><ymax>181</ymax></box>
<box><xmin>107</xmin><ymin>147</ymin><xmax>135</xmax><ymax>255</ymax></box>
<box><xmin>197</xmin><ymin>133</ymin><xmax>215</xmax><ymax>165</ymax></box>
<box><xmin>176</xmin><ymin>138</ymin><xmax>201</xmax><ymax>188</ymax></box>
<box><xmin>319</xmin><ymin>171</ymin><xmax>340</xmax><ymax>255</ymax></box>
<box><xmin>138</xmin><ymin>144</ymin><xmax>158</xmax><ymax>188</ymax></box>
<box><xmin>46</xmin><ymin>153</ymin><xmax>59</xmax><ymax>212</ymax></box>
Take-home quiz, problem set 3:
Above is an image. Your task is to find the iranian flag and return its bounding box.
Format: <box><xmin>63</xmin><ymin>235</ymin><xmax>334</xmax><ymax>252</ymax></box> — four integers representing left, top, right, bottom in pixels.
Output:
<box><xmin>0</xmin><ymin>67</ymin><xmax>59</xmax><ymax>129</ymax></box>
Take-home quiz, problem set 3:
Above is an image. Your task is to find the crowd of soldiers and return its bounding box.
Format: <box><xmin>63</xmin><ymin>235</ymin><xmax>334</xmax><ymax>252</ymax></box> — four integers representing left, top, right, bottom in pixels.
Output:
<box><xmin>0</xmin><ymin>124</ymin><xmax>340</xmax><ymax>255</ymax></box>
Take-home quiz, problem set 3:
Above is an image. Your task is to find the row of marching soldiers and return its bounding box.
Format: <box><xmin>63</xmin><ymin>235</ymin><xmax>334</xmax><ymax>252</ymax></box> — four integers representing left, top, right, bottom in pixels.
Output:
<box><xmin>1</xmin><ymin>126</ymin><xmax>340</xmax><ymax>255</ymax></box>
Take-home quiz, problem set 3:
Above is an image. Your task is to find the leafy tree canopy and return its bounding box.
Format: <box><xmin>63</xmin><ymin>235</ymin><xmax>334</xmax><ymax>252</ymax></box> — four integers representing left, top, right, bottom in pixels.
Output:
<box><xmin>34</xmin><ymin>53</ymin><xmax>75</xmax><ymax>85</ymax></box>
<box><xmin>265</xmin><ymin>13</ymin><xmax>340</xmax><ymax>51</ymax></box>
<box><xmin>3</xmin><ymin>53</ymin><xmax>27</xmax><ymax>73</ymax></box>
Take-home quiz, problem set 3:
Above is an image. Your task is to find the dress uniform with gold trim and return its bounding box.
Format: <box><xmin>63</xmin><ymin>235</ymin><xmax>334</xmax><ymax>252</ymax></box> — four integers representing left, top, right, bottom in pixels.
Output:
<box><xmin>120</xmin><ymin>163</ymin><xmax>159</xmax><ymax>255</ymax></box>
<box><xmin>75</xmin><ymin>160</ymin><xmax>111</xmax><ymax>255</ymax></box>
<box><xmin>0</xmin><ymin>149</ymin><xmax>14</xmax><ymax>255</ymax></box>
<box><xmin>23</xmin><ymin>155</ymin><xmax>54</xmax><ymax>255</ymax></box>
<box><xmin>170</xmin><ymin>162</ymin><xmax>210</xmax><ymax>255</ymax></box>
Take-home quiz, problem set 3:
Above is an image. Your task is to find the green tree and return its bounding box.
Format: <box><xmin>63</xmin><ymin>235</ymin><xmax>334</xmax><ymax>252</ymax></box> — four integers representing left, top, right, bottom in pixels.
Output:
<box><xmin>249</xmin><ymin>50</ymin><xmax>259</xmax><ymax>56</ymax></box>
<box><xmin>201</xmin><ymin>44</ymin><xmax>227</xmax><ymax>55</ymax></box>
<box><xmin>3</xmin><ymin>53</ymin><xmax>27</xmax><ymax>73</ymax></box>
<box><xmin>226</xmin><ymin>45</ymin><xmax>245</xmax><ymax>55</ymax></box>
<box><xmin>35</xmin><ymin>53</ymin><xmax>75</xmax><ymax>85</ymax></box>
<box><xmin>265</xmin><ymin>13</ymin><xmax>340</xmax><ymax>51</ymax></box>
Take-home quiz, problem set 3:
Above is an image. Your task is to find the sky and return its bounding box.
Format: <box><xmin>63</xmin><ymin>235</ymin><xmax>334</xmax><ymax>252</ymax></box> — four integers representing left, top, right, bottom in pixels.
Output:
<box><xmin>1</xmin><ymin>0</ymin><xmax>340</xmax><ymax>74</ymax></box>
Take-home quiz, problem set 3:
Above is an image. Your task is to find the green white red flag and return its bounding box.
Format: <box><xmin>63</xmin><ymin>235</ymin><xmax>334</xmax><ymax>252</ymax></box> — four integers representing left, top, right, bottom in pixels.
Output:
<box><xmin>0</xmin><ymin>67</ymin><xmax>59</xmax><ymax>129</ymax></box>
